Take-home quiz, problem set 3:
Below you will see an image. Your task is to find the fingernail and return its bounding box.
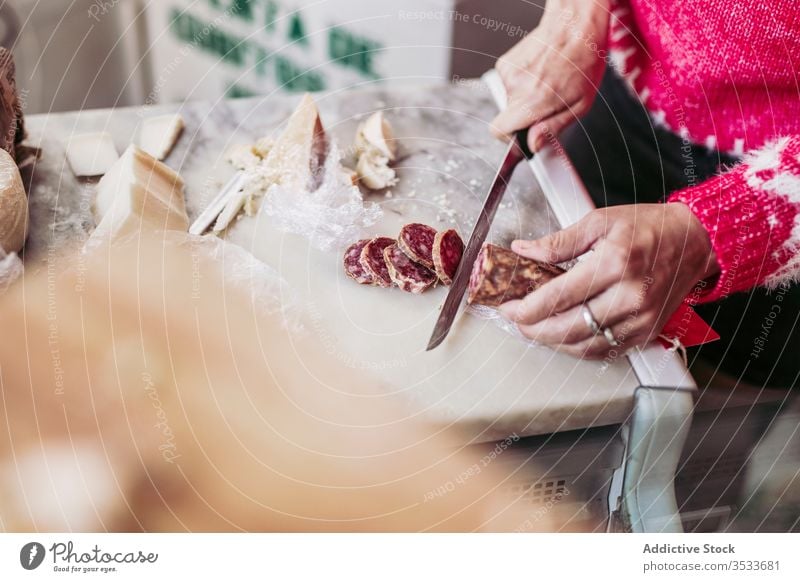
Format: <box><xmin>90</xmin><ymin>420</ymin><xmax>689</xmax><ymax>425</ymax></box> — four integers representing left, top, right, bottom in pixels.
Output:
<box><xmin>512</xmin><ymin>240</ymin><xmax>531</xmax><ymax>251</ymax></box>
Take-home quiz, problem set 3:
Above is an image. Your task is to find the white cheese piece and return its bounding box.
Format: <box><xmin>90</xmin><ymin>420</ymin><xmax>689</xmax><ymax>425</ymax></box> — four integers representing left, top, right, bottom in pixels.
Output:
<box><xmin>0</xmin><ymin>148</ymin><xmax>28</xmax><ymax>254</ymax></box>
<box><xmin>214</xmin><ymin>94</ymin><xmax>330</xmax><ymax>234</ymax></box>
<box><xmin>92</xmin><ymin>145</ymin><xmax>188</xmax><ymax>239</ymax></box>
<box><xmin>354</xmin><ymin>111</ymin><xmax>398</xmax><ymax>190</ymax></box>
<box><xmin>355</xmin><ymin>111</ymin><xmax>396</xmax><ymax>161</ymax></box>
<box><xmin>66</xmin><ymin>132</ymin><xmax>119</xmax><ymax>177</ymax></box>
<box><xmin>262</xmin><ymin>93</ymin><xmax>328</xmax><ymax>192</ymax></box>
<box><xmin>138</xmin><ymin>114</ymin><xmax>185</xmax><ymax>160</ymax></box>
<box><xmin>356</xmin><ymin>152</ymin><xmax>397</xmax><ymax>190</ymax></box>
<box><xmin>212</xmin><ymin>188</ymin><xmax>248</xmax><ymax>233</ymax></box>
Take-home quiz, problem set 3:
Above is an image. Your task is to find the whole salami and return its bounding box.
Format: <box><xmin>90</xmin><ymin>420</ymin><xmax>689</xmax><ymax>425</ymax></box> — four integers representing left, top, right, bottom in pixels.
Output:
<box><xmin>360</xmin><ymin>237</ymin><xmax>395</xmax><ymax>287</ymax></box>
<box><xmin>397</xmin><ymin>223</ymin><xmax>437</xmax><ymax>269</ymax></box>
<box><xmin>467</xmin><ymin>244</ymin><xmax>564</xmax><ymax>306</ymax></box>
<box><xmin>432</xmin><ymin>229</ymin><xmax>464</xmax><ymax>285</ymax></box>
<box><xmin>384</xmin><ymin>244</ymin><xmax>437</xmax><ymax>294</ymax></box>
<box><xmin>343</xmin><ymin>239</ymin><xmax>375</xmax><ymax>285</ymax></box>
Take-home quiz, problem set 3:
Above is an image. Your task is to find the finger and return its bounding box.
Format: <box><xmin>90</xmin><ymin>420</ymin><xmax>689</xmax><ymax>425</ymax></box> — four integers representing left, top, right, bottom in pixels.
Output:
<box><xmin>554</xmin><ymin>328</ymin><xmax>649</xmax><ymax>361</ymax></box>
<box><xmin>495</xmin><ymin>55</ymin><xmax>525</xmax><ymax>91</ymax></box>
<box><xmin>499</xmin><ymin>243</ymin><xmax>622</xmax><ymax>326</ymax></box>
<box><xmin>490</xmin><ymin>96</ymin><xmax>550</xmax><ymax>140</ymax></box>
<box><xmin>517</xmin><ymin>305</ymin><xmax>589</xmax><ymax>346</ymax></box>
<box><xmin>527</xmin><ymin>107</ymin><xmax>580</xmax><ymax>152</ymax></box>
<box><xmin>554</xmin><ymin>334</ymin><xmax>615</xmax><ymax>361</ymax></box>
<box><xmin>516</xmin><ymin>283</ymin><xmax>644</xmax><ymax>346</ymax></box>
<box><xmin>527</xmin><ymin>94</ymin><xmax>592</xmax><ymax>152</ymax></box>
<box><xmin>491</xmin><ymin>96</ymin><xmax>584</xmax><ymax>143</ymax></box>
<box><xmin>511</xmin><ymin>211</ymin><xmax>606</xmax><ymax>263</ymax></box>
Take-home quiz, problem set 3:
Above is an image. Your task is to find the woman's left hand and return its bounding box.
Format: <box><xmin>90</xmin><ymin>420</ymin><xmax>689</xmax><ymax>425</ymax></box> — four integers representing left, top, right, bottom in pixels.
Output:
<box><xmin>498</xmin><ymin>203</ymin><xmax>720</xmax><ymax>359</ymax></box>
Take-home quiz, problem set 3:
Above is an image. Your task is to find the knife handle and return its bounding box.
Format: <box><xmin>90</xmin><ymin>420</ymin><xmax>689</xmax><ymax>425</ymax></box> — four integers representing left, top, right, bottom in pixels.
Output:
<box><xmin>516</xmin><ymin>128</ymin><xmax>534</xmax><ymax>160</ymax></box>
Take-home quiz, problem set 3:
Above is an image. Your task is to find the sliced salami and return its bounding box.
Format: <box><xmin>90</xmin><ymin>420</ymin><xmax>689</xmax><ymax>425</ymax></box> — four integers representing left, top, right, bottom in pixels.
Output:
<box><xmin>432</xmin><ymin>229</ymin><xmax>464</xmax><ymax>285</ymax></box>
<box><xmin>384</xmin><ymin>244</ymin><xmax>437</xmax><ymax>294</ymax></box>
<box><xmin>360</xmin><ymin>237</ymin><xmax>395</xmax><ymax>288</ymax></box>
<box><xmin>467</xmin><ymin>244</ymin><xmax>565</xmax><ymax>307</ymax></box>
<box><xmin>343</xmin><ymin>239</ymin><xmax>375</xmax><ymax>285</ymax></box>
<box><xmin>397</xmin><ymin>223</ymin><xmax>437</xmax><ymax>269</ymax></box>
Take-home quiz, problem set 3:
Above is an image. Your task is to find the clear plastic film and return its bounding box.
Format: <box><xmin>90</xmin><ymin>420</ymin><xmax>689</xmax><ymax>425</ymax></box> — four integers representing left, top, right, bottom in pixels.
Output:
<box><xmin>84</xmin><ymin>229</ymin><xmax>305</xmax><ymax>335</ymax></box>
<box><xmin>467</xmin><ymin>304</ymin><xmax>543</xmax><ymax>347</ymax></box>
<box><xmin>259</xmin><ymin>142</ymin><xmax>382</xmax><ymax>252</ymax></box>
<box><xmin>168</xmin><ymin>231</ymin><xmax>305</xmax><ymax>334</ymax></box>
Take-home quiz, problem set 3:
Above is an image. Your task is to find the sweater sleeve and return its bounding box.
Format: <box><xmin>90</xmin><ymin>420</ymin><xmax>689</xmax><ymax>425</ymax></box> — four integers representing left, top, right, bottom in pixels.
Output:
<box><xmin>668</xmin><ymin>136</ymin><xmax>800</xmax><ymax>303</ymax></box>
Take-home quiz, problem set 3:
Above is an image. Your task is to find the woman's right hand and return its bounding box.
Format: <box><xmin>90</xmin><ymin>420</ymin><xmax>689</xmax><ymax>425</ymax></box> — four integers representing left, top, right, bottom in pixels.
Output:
<box><xmin>492</xmin><ymin>0</ymin><xmax>611</xmax><ymax>153</ymax></box>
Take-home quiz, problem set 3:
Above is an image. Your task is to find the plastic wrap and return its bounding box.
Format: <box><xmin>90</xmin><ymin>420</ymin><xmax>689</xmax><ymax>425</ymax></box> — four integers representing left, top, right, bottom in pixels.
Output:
<box><xmin>84</xmin><ymin>229</ymin><xmax>304</xmax><ymax>335</ymax></box>
<box><xmin>259</xmin><ymin>142</ymin><xmax>382</xmax><ymax>251</ymax></box>
<box><xmin>169</xmin><ymin>231</ymin><xmax>304</xmax><ymax>334</ymax></box>
<box><xmin>467</xmin><ymin>304</ymin><xmax>543</xmax><ymax>347</ymax></box>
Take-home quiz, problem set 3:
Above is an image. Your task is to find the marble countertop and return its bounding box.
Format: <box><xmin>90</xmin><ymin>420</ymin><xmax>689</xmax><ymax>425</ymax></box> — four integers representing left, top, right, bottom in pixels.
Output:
<box><xmin>21</xmin><ymin>83</ymin><xmax>641</xmax><ymax>443</ymax></box>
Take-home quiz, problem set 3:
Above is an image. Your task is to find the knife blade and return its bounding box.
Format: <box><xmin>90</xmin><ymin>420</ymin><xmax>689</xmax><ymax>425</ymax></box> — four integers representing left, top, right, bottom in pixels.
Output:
<box><xmin>426</xmin><ymin>129</ymin><xmax>533</xmax><ymax>351</ymax></box>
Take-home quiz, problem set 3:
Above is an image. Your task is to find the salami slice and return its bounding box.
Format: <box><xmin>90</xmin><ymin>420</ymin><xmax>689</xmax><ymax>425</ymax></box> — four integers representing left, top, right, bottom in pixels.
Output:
<box><xmin>360</xmin><ymin>237</ymin><xmax>395</xmax><ymax>288</ymax></box>
<box><xmin>467</xmin><ymin>244</ymin><xmax>564</xmax><ymax>306</ymax></box>
<box><xmin>343</xmin><ymin>239</ymin><xmax>375</xmax><ymax>285</ymax></box>
<box><xmin>432</xmin><ymin>229</ymin><xmax>464</xmax><ymax>285</ymax></box>
<box><xmin>397</xmin><ymin>223</ymin><xmax>437</xmax><ymax>269</ymax></box>
<box><xmin>384</xmin><ymin>244</ymin><xmax>437</xmax><ymax>294</ymax></box>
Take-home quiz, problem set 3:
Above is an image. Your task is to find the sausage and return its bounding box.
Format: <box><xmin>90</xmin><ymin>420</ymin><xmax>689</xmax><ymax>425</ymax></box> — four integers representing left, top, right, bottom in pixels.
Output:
<box><xmin>432</xmin><ymin>228</ymin><xmax>464</xmax><ymax>285</ymax></box>
<box><xmin>343</xmin><ymin>239</ymin><xmax>375</xmax><ymax>285</ymax></box>
<box><xmin>360</xmin><ymin>237</ymin><xmax>395</xmax><ymax>288</ymax></box>
<box><xmin>384</xmin><ymin>243</ymin><xmax>437</xmax><ymax>294</ymax></box>
<box><xmin>467</xmin><ymin>244</ymin><xmax>564</xmax><ymax>306</ymax></box>
<box><xmin>397</xmin><ymin>223</ymin><xmax>437</xmax><ymax>269</ymax></box>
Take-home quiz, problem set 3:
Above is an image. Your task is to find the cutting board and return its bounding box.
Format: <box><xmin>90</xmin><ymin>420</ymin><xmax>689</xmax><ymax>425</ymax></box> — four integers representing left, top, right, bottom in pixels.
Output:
<box><xmin>21</xmin><ymin>84</ymin><xmax>642</xmax><ymax>443</ymax></box>
<box><xmin>226</xmin><ymin>176</ymin><xmax>640</xmax><ymax>443</ymax></box>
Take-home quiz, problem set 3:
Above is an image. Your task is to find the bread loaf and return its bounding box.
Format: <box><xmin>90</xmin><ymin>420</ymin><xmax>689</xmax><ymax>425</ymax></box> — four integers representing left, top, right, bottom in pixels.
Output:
<box><xmin>0</xmin><ymin>148</ymin><xmax>28</xmax><ymax>254</ymax></box>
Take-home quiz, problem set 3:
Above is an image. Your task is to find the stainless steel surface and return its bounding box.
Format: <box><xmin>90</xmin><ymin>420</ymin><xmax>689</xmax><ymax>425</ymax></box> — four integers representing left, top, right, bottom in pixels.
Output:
<box><xmin>426</xmin><ymin>138</ymin><xmax>526</xmax><ymax>350</ymax></box>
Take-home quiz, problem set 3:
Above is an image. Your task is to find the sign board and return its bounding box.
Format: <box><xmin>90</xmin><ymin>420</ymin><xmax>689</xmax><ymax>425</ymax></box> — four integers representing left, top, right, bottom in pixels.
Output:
<box><xmin>143</xmin><ymin>0</ymin><xmax>457</xmax><ymax>104</ymax></box>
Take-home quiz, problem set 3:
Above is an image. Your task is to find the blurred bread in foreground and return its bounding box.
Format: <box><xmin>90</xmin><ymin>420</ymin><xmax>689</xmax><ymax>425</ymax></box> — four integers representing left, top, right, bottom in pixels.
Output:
<box><xmin>0</xmin><ymin>234</ymin><xmax>589</xmax><ymax>532</ymax></box>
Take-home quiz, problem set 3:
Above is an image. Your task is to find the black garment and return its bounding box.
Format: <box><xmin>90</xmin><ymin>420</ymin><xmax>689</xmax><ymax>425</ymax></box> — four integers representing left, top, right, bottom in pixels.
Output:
<box><xmin>560</xmin><ymin>71</ymin><xmax>800</xmax><ymax>388</ymax></box>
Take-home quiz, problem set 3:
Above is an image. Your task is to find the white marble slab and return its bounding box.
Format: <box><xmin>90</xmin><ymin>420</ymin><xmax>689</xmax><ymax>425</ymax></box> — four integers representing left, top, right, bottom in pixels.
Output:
<box><xmin>22</xmin><ymin>84</ymin><xmax>641</xmax><ymax>443</ymax></box>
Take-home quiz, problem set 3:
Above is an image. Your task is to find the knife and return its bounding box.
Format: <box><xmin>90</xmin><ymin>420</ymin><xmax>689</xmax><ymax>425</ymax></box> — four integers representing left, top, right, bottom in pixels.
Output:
<box><xmin>426</xmin><ymin>129</ymin><xmax>534</xmax><ymax>351</ymax></box>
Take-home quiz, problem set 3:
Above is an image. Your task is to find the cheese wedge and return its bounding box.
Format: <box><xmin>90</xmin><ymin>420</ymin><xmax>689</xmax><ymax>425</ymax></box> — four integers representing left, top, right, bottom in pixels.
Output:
<box><xmin>66</xmin><ymin>132</ymin><xmax>120</xmax><ymax>177</ymax></box>
<box><xmin>138</xmin><ymin>114</ymin><xmax>185</xmax><ymax>160</ymax></box>
<box><xmin>262</xmin><ymin>93</ymin><xmax>329</xmax><ymax>192</ymax></box>
<box><xmin>0</xmin><ymin>148</ymin><xmax>27</xmax><ymax>253</ymax></box>
<box><xmin>92</xmin><ymin>145</ymin><xmax>188</xmax><ymax>239</ymax></box>
<box><xmin>213</xmin><ymin>94</ymin><xmax>332</xmax><ymax>234</ymax></box>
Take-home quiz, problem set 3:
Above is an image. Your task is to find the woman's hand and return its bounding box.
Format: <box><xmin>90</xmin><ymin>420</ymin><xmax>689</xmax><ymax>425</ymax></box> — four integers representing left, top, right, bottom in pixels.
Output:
<box><xmin>498</xmin><ymin>203</ymin><xmax>720</xmax><ymax>359</ymax></box>
<box><xmin>492</xmin><ymin>0</ymin><xmax>610</xmax><ymax>152</ymax></box>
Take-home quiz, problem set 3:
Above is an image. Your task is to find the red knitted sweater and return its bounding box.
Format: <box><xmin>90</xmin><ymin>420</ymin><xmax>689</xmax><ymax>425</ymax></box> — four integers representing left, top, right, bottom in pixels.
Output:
<box><xmin>608</xmin><ymin>0</ymin><xmax>800</xmax><ymax>301</ymax></box>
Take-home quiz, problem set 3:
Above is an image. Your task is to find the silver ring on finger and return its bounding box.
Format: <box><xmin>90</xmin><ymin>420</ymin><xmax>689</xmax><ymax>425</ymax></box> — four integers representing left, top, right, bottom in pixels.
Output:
<box><xmin>580</xmin><ymin>305</ymin><xmax>601</xmax><ymax>335</ymax></box>
<box><xmin>602</xmin><ymin>326</ymin><xmax>621</xmax><ymax>347</ymax></box>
